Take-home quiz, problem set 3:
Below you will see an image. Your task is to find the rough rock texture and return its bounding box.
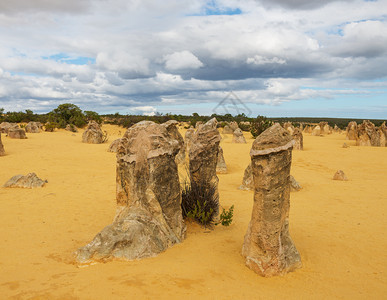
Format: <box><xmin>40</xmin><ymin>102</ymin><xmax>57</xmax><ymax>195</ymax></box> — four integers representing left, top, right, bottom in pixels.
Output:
<box><xmin>303</xmin><ymin>125</ymin><xmax>312</xmax><ymax>134</ymax></box>
<box><xmin>184</xmin><ymin>128</ymin><xmax>195</xmax><ymax>154</ymax></box>
<box><xmin>232</xmin><ymin>128</ymin><xmax>247</xmax><ymax>143</ymax></box>
<box><xmin>292</xmin><ymin>128</ymin><xmax>303</xmax><ymax>150</ymax></box>
<box><xmin>356</xmin><ymin>120</ymin><xmax>379</xmax><ymax>147</ymax></box>
<box><xmin>222</xmin><ymin>125</ymin><xmax>234</xmax><ymax>134</ymax></box>
<box><xmin>189</xmin><ymin>118</ymin><xmax>221</xmax><ymax>198</ymax></box>
<box><xmin>311</xmin><ymin>125</ymin><xmax>321</xmax><ymax>136</ymax></box>
<box><xmin>163</xmin><ymin>120</ymin><xmax>185</xmax><ymax>164</ymax></box>
<box><xmin>229</xmin><ymin>121</ymin><xmax>239</xmax><ymax>132</ymax></box>
<box><xmin>8</xmin><ymin>128</ymin><xmax>27</xmax><ymax>139</ymax></box>
<box><xmin>379</xmin><ymin>126</ymin><xmax>386</xmax><ymax>147</ymax></box>
<box><xmin>25</xmin><ymin>122</ymin><xmax>42</xmax><ymax>133</ymax></box>
<box><xmin>108</xmin><ymin>138</ymin><xmax>122</xmax><ymax>153</ymax></box>
<box><xmin>216</xmin><ymin>146</ymin><xmax>227</xmax><ymax>174</ymax></box>
<box><xmin>333</xmin><ymin>170</ymin><xmax>348</xmax><ymax>181</ymax></box>
<box><xmin>334</xmin><ymin>125</ymin><xmax>340</xmax><ymax>133</ymax></box>
<box><xmin>82</xmin><ymin>121</ymin><xmax>105</xmax><ymax>144</ymax></box>
<box><xmin>65</xmin><ymin>124</ymin><xmax>78</xmax><ymax>132</ymax></box>
<box><xmin>289</xmin><ymin>175</ymin><xmax>302</xmax><ymax>192</ymax></box>
<box><xmin>3</xmin><ymin>173</ymin><xmax>46</xmax><ymax>188</ymax></box>
<box><xmin>0</xmin><ymin>122</ymin><xmax>18</xmax><ymax>134</ymax></box>
<box><xmin>346</xmin><ymin>121</ymin><xmax>358</xmax><ymax>140</ymax></box>
<box><xmin>238</xmin><ymin>163</ymin><xmax>253</xmax><ymax>191</ymax></box>
<box><xmin>75</xmin><ymin>121</ymin><xmax>185</xmax><ymax>264</ymax></box>
<box><xmin>242</xmin><ymin>123</ymin><xmax>301</xmax><ymax>277</ymax></box>
<box><xmin>0</xmin><ymin>133</ymin><xmax>5</xmax><ymax>156</ymax></box>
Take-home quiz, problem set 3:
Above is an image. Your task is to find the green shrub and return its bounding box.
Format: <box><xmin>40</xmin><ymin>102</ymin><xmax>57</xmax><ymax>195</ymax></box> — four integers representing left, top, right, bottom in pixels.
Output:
<box><xmin>216</xmin><ymin>205</ymin><xmax>234</xmax><ymax>226</ymax></box>
<box><xmin>181</xmin><ymin>176</ymin><xmax>219</xmax><ymax>228</ymax></box>
<box><xmin>251</xmin><ymin>115</ymin><xmax>273</xmax><ymax>138</ymax></box>
<box><xmin>44</xmin><ymin>122</ymin><xmax>57</xmax><ymax>132</ymax></box>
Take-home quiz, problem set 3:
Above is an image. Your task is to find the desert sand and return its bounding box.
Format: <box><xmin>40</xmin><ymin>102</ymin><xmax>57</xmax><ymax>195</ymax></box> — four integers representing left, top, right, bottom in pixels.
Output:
<box><xmin>0</xmin><ymin>124</ymin><xmax>386</xmax><ymax>299</ymax></box>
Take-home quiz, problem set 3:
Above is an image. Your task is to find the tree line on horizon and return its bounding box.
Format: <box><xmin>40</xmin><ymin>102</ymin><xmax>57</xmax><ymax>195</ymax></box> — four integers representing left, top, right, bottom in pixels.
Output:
<box><xmin>0</xmin><ymin>103</ymin><xmax>385</xmax><ymax>131</ymax></box>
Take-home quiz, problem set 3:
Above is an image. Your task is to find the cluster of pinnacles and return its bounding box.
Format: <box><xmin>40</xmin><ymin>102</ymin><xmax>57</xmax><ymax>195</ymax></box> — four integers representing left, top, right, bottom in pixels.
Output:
<box><xmin>74</xmin><ymin>118</ymin><xmax>302</xmax><ymax>278</ymax></box>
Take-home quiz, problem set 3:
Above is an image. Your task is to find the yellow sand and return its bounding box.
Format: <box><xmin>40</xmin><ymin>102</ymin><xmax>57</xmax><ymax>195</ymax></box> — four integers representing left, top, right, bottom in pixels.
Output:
<box><xmin>0</xmin><ymin>125</ymin><xmax>386</xmax><ymax>299</ymax></box>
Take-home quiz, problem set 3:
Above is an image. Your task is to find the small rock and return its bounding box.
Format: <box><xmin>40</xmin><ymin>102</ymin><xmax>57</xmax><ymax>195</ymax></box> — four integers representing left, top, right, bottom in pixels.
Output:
<box><xmin>290</xmin><ymin>175</ymin><xmax>302</xmax><ymax>191</ymax></box>
<box><xmin>342</xmin><ymin>143</ymin><xmax>349</xmax><ymax>148</ymax></box>
<box><xmin>3</xmin><ymin>173</ymin><xmax>46</xmax><ymax>188</ymax></box>
<box><xmin>333</xmin><ymin>170</ymin><xmax>348</xmax><ymax>181</ymax></box>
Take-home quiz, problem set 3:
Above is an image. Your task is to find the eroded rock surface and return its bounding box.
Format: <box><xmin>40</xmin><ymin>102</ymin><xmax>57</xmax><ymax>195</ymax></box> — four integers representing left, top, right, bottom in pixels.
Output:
<box><xmin>0</xmin><ymin>122</ymin><xmax>18</xmax><ymax>134</ymax></box>
<box><xmin>8</xmin><ymin>128</ymin><xmax>27</xmax><ymax>139</ymax></box>
<box><xmin>0</xmin><ymin>133</ymin><xmax>5</xmax><ymax>156</ymax></box>
<box><xmin>25</xmin><ymin>122</ymin><xmax>42</xmax><ymax>133</ymax></box>
<box><xmin>216</xmin><ymin>146</ymin><xmax>227</xmax><ymax>174</ymax></box>
<box><xmin>229</xmin><ymin>121</ymin><xmax>239</xmax><ymax>132</ymax></box>
<box><xmin>239</xmin><ymin>163</ymin><xmax>253</xmax><ymax>191</ymax></box>
<box><xmin>292</xmin><ymin>128</ymin><xmax>303</xmax><ymax>150</ymax></box>
<box><xmin>82</xmin><ymin>121</ymin><xmax>105</xmax><ymax>144</ymax></box>
<box><xmin>232</xmin><ymin>128</ymin><xmax>247</xmax><ymax>143</ymax></box>
<box><xmin>108</xmin><ymin>138</ymin><xmax>122</xmax><ymax>153</ymax></box>
<box><xmin>3</xmin><ymin>173</ymin><xmax>46</xmax><ymax>188</ymax></box>
<box><xmin>242</xmin><ymin>123</ymin><xmax>301</xmax><ymax>277</ymax></box>
<box><xmin>65</xmin><ymin>124</ymin><xmax>78</xmax><ymax>132</ymax></box>
<box><xmin>346</xmin><ymin>121</ymin><xmax>358</xmax><ymax>140</ymax></box>
<box><xmin>189</xmin><ymin>118</ymin><xmax>221</xmax><ymax>198</ymax></box>
<box><xmin>75</xmin><ymin>121</ymin><xmax>185</xmax><ymax>264</ymax></box>
<box><xmin>356</xmin><ymin>120</ymin><xmax>379</xmax><ymax>147</ymax></box>
<box><xmin>163</xmin><ymin>120</ymin><xmax>185</xmax><ymax>164</ymax></box>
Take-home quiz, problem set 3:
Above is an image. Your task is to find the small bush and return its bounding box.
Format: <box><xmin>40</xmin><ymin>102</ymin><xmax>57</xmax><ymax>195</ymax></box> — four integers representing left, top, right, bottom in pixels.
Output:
<box><xmin>216</xmin><ymin>205</ymin><xmax>234</xmax><ymax>226</ymax></box>
<box><xmin>251</xmin><ymin>115</ymin><xmax>273</xmax><ymax>138</ymax></box>
<box><xmin>181</xmin><ymin>176</ymin><xmax>219</xmax><ymax>227</ymax></box>
<box><xmin>44</xmin><ymin>122</ymin><xmax>57</xmax><ymax>132</ymax></box>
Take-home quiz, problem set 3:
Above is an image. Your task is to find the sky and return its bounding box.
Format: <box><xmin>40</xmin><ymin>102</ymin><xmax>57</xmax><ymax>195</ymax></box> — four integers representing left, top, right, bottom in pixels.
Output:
<box><xmin>0</xmin><ymin>0</ymin><xmax>386</xmax><ymax>118</ymax></box>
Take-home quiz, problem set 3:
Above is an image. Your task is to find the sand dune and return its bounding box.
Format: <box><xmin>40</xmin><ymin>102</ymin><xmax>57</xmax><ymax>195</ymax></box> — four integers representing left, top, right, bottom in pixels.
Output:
<box><xmin>0</xmin><ymin>124</ymin><xmax>386</xmax><ymax>299</ymax></box>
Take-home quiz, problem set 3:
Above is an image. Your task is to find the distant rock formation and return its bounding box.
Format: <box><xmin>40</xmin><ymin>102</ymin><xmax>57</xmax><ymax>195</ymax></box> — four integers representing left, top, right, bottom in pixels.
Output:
<box><xmin>356</xmin><ymin>120</ymin><xmax>379</xmax><ymax>147</ymax></box>
<box><xmin>229</xmin><ymin>121</ymin><xmax>239</xmax><ymax>132</ymax></box>
<box><xmin>232</xmin><ymin>128</ymin><xmax>247</xmax><ymax>143</ymax></box>
<box><xmin>216</xmin><ymin>146</ymin><xmax>227</xmax><ymax>174</ymax></box>
<box><xmin>189</xmin><ymin>118</ymin><xmax>221</xmax><ymax>200</ymax></box>
<box><xmin>82</xmin><ymin>121</ymin><xmax>105</xmax><ymax>144</ymax></box>
<box><xmin>75</xmin><ymin>120</ymin><xmax>185</xmax><ymax>265</ymax></box>
<box><xmin>292</xmin><ymin>128</ymin><xmax>303</xmax><ymax>150</ymax></box>
<box><xmin>107</xmin><ymin>138</ymin><xmax>122</xmax><ymax>153</ymax></box>
<box><xmin>319</xmin><ymin>122</ymin><xmax>328</xmax><ymax>134</ymax></box>
<box><xmin>283</xmin><ymin>122</ymin><xmax>294</xmax><ymax>135</ymax></box>
<box><xmin>242</xmin><ymin>123</ymin><xmax>301</xmax><ymax>277</ymax></box>
<box><xmin>333</xmin><ymin>170</ymin><xmax>348</xmax><ymax>181</ymax></box>
<box><xmin>25</xmin><ymin>122</ymin><xmax>42</xmax><ymax>133</ymax></box>
<box><xmin>346</xmin><ymin>121</ymin><xmax>358</xmax><ymax>140</ymax></box>
<box><xmin>3</xmin><ymin>173</ymin><xmax>46</xmax><ymax>188</ymax></box>
<box><xmin>0</xmin><ymin>133</ymin><xmax>5</xmax><ymax>156</ymax></box>
<box><xmin>222</xmin><ymin>125</ymin><xmax>234</xmax><ymax>134</ymax></box>
<box><xmin>238</xmin><ymin>163</ymin><xmax>253</xmax><ymax>191</ymax></box>
<box><xmin>8</xmin><ymin>128</ymin><xmax>27</xmax><ymax>139</ymax></box>
<box><xmin>311</xmin><ymin>125</ymin><xmax>321</xmax><ymax>136</ymax></box>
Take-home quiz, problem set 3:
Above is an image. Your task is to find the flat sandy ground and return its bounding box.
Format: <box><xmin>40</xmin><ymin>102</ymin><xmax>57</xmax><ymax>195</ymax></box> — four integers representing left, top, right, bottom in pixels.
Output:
<box><xmin>0</xmin><ymin>124</ymin><xmax>386</xmax><ymax>299</ymax></box>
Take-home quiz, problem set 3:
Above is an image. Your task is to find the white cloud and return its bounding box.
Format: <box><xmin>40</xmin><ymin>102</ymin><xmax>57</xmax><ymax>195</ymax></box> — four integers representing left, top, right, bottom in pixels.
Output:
<box><xmin>164</xmin><ymin>51</ymin><xmax>203</xmax><ymax>71</ymax></box>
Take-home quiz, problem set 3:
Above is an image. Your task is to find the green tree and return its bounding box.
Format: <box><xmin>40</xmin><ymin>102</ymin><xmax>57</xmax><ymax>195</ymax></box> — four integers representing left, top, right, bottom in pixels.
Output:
<box><xmin>84</xmin><ymin>110</ymin><xmax>102</xmax><ymax>124</ymax></box>
<box><xmin>250</xmin><ymin>115</ymin><xmax>273</xmax><ymax>138</ymax></box>
<box><xmin>48</xmin><ymin>103</ymin><xmax>87</xmax><ymax>128</ymax></box>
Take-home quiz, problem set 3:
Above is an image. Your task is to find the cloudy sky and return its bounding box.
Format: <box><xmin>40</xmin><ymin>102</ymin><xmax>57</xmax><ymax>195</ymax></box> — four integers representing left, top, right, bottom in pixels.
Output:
<box><xmin>0</xmin><ymin>0</ymin><xmax>386</xmax><ymax>118</ymax></box>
